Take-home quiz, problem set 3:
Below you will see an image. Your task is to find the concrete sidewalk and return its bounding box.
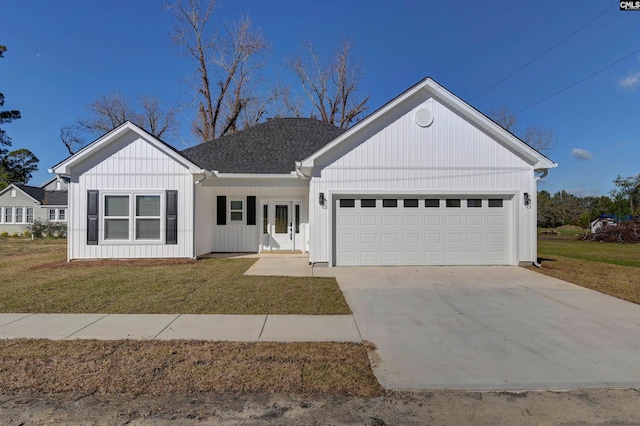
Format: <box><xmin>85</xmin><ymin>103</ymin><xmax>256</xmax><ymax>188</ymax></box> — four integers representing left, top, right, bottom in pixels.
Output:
<box><xmin>0</xmin><ymin>313</ymin><xmax>361</xmax><ymax>343</ymax></box>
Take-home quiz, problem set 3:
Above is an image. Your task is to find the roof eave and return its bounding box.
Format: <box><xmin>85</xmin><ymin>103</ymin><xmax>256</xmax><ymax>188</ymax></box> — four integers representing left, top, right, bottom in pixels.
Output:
<box><xmin>212</xmin><ymin>172</ymin><xmax>307</xmax><ymax>180</ymax></box>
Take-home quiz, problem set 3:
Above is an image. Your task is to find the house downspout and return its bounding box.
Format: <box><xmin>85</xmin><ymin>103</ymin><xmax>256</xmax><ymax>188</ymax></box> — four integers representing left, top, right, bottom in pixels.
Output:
<box><xmin>531</xmin><ymin>168</ymin><xmax>548</xmax><ymax>268</ymax></box>
<box><xmin>192</xmin><ymin>170</ymin><xmax>210</xmax><ymax>260</ymax></box>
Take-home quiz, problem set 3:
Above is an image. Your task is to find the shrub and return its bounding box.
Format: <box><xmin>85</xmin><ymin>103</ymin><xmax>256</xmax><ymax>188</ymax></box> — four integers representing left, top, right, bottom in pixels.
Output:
<box><xmin>23</xmin><ymin>219</ymin><xmax>68</xmax><ymax>239</ymax></box>
<box><xmin>22</xmin><ymin>230</ymin><xmax>31</xmax><ymax>238</ymax></box>
<box><xmin>0</xmin><ymin>231</ymin><xmax>8</xmax><ymax>237</ymax></box>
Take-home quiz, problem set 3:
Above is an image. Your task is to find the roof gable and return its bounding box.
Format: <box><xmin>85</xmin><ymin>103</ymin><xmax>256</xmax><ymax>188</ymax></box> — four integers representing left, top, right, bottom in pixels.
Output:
<box><xmin>300</xmin><ymin>77</ymin><xmax>557</xmax><ymax>173</ymax></box>
<box><xmin>181</xmin><ymin>118</ymin><xmax>345</xmax><ymax>174</ymax></box>
<box><xmin>51</xmin><ymin>121</ymin><xmax>204</xmax><ymax>175</ymax></box>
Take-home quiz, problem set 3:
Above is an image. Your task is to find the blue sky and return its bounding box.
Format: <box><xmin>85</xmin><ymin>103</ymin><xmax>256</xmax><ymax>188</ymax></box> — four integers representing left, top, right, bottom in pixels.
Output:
<box><xmin>2</xmin><ymin>0</ymin><xmax>638</xmax><ymax>196</ymax></box>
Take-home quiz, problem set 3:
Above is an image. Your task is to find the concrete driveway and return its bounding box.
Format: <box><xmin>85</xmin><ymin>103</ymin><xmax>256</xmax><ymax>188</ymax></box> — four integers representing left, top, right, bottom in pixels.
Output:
<box><xmin>327</xmin><ymin>266</ymin><xmax>640</xmax><ymax>391</ymax></box>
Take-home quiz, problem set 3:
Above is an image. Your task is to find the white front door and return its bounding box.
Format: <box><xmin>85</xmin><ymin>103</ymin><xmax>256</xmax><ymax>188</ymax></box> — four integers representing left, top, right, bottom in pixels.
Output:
<box><xmin>261</xmin><ymin>201</ymin><xmax>300</xmax><ymax>251</ymax></box>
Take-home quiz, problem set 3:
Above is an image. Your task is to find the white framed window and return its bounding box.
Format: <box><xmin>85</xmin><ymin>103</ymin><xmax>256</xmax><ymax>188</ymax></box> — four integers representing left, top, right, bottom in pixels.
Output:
<box><xmin>229</xmin><ymin>199</ymin><xmax>243</xmax><ymax>222</ymax></box>
<box><xmin>104</xmin><ymin>195</ymin><xmax>130</xmax><ymax>240</ymax></box>
<box><xmin>102</xmin><ymin>192</ymin><xmax>164</xmax><ymax>243</ymax></box>
<box><xmin>15</xmin><ymin>207</ymin><xmax>23</xmax><ymax>223</ymax></box>
<box><xmin>58</xmin><ymin>209</ymin><xmax>66</xmax><ymax>221</ymax></box>
<box><xmin>4</xmin><ymin>207</ymin><xmax>13</xmax><ymax>223</ymax></box>
<box><xmin>48</xmin><ymin>208</ymin><xmax>57</xmax><ymax>221</ymax></box>
<box><xmin>135</xmin><ymin>195</ymin><xmax>161</xmax><ymax>240</ymax></box>
<box><xmin>26</xmin><ymin>207</ymin><xmax>34</xmax><ymax>223</ymax></box>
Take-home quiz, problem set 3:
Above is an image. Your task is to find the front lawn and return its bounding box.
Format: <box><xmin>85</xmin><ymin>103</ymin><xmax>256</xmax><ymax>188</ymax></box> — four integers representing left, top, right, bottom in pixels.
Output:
<box><xmin>0</xmin><ymin>238</ymin><xmax>350</xmax><ymax>315</ymax></box>
<box><xmin>0</xmin><ymin>340</ymin><xmax>380</xmax><ymax>397</ymax></box>
<box><xmin>529</xmin><ymin>234</ymin><xmax>640</xmax><ymax>304</ymax></box>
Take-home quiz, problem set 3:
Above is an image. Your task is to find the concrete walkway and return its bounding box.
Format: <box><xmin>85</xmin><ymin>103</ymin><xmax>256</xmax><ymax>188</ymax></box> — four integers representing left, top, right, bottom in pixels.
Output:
<box><xmin>0</xmin><ymin>313</ymin><xmax>361</xmax><ymax>342</ymax></box>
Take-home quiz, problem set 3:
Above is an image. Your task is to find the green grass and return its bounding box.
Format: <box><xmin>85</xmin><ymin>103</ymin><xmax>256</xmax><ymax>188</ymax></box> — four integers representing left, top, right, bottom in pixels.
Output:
<box><xmin>530</xmin><ymin>234</ymin><xmax>640</xmax><ymax>305</ymax></box>
<box><xmin>0</xmin><ymin>238</ymin><xmax>350</xmax><ymax>315</ymax></box>
<box><xmin>537</xmin><ymin>234</ymin><xmax>640</xmax><ymax>268</ymax></box>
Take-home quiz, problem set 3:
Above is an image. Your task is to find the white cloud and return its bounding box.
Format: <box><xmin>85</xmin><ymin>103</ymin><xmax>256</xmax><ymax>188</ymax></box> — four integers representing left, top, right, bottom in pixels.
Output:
<box><xmin>570</xmin><ymin>148</ymin><xmax>592</xmax><ymax>161</ymax></box>
<box><xmin>619</xmin><ymin>71</ymin><xmax>640</xmax><ymax>91</ymax></box>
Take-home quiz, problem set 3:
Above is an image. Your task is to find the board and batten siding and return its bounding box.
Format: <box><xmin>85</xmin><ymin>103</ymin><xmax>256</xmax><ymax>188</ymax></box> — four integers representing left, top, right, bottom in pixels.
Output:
<box><xmin>68</xmin><ymin>131</ymin><xmax>195</xmax><ymax>259</ymax></box>
<box><xmin>198</xmin><ymin>178</ymin><xmax>309</xmax><ymax>253</ymax></box>
<box><xmin>308</xmin><ymin>96</ymin><xmax>539</xmax><ymax>264</ymax></box>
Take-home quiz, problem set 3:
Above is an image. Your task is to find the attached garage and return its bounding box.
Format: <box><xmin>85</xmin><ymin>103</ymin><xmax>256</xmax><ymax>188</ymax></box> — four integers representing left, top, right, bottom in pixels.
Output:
<box><xmin>334</xmin><ymin>195</ymin><xmax>514</xmax><ymax>266</ymax></box>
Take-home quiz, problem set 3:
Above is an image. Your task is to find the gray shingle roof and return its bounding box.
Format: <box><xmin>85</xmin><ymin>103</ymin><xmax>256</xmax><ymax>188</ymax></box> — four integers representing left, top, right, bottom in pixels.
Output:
<box><xmin>43</xmin><ymin>190</ymin><xmax>68</xmax><ymax>205</ymax></box>
<box><xmin>15</xmin><ymin>184</ymin><xmax>67</xmax><ymax>205</ymax></box>
<box><xmin>16</xmin><ymin>185</ymin><xmax>44</xmax><ymax>202</ymax></box>
<box><xmin>180</xmin><ymin>118</ymin><xmax>345</xmax><ymax>174</ymax></box>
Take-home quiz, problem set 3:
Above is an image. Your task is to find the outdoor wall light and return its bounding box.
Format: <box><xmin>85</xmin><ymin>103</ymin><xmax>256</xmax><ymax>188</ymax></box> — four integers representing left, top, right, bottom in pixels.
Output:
<box><xmin>319</xmin><ymin>192</ymin><xmax>326</xmax><ymax>206</ymax></box>
<box><xmin>524</xmin><ymin>192</ymin><xmax>531</xmax><ymax>208</ymax></box>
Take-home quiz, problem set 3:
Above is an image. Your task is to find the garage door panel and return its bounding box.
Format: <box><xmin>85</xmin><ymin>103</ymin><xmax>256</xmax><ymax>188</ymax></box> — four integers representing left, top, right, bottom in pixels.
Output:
<box><xmin>445</xmin><ymin>251</ymin><xmax>463</xmax><ymax>262</ymax></box>
<box><xmin>339</xmin><ymin>215</ymin><xmax>356</xmax><ymax>226</ymax></box>
<box><xmin>360</xmin><ymin>233</ymin><xmax>378</xmax><ymax>244</ymax></box>
<box><xmin>425</xmin><ymin>233</ymin><xmax>441</xmax><ymax>243</ymax></box>
<box><xmin>360</xmin><ymin>215</ymin><xmax>377</xmax><ymax>226</ymax></box>
<box><xmin>425</xmin><ymin>216</ymin><xmax>441</xmax><ymax>225</ymax></box>
<box><xmin>382</xmin><ymin>251</ymin><xmax>399</xmax><ymax>262</ymax></box>
<box><xmin>382</xmin><ymin>216</ymin><xmax>399</xmax><ymax>226</ymax></box>
<box><xmin>360</xmin><ymin>251</ymin><xmax>378</xmax><ymax>262</ymax></box>
<box><xmin>339</xmin><ymin>233</ymin><xmax>356</xmax><ymax>244</ymax></box>
<box><xmin>403</xmin><ymin>215</ymin><xmax>420</xmax><ymax>226</ymax></box>
<box><xmin>487</xmin><ymin>233</ymin><xmax>504</xmax><ymax>243</ymax></box>
<box><xmin>424</xmin><ymin>251</ymin><xmax>443</xmax><ymax>262</ymax></box>
<box><xmin>466</xmin><ymin>215</ymin><xmax>483</xmax><ymax>226</ymax></box>
<box><xmin>404</xmin><ymin>233</ymin><xmax>420</xmax><ymax>244</ymax></box>
<box><xmin>382</xmin><ymin>233</ymin><xmax>399</xmax><ymax>244</ymax></box>
<box><xmin>445</xmin><ymin>216</ymin><xmax>462</xmax><ymax>226</ymax></box>
<box><xmin>335</xmin><ymin>196</ymin><xmax>512</xmax><ymax>266</ymax></box>
<box><xmin>467</xmin><ymin>233</ymin><xmax>483</xmax><ymax>244</ymax></box>
<box><xmin>404</xmin><ymin>251</ymin><xmax>421</xmax><ymax>262</ymax></box>
<box><xmin>338</xmin><ymin>251</ymin><xmax>356</xmax><ymax>263</ymax></box>
<box><xmin>487</xmin><ymin>215</ymin><xmax>505</xmax><ymax>226</ymax></box>
<box><xmin>468</xmin><ymin>251</ymin><xmax>484</xmax><ymax>262</ymax></box>
<box><xmin>445</xmin><ymin>233</ymin><xmax>463</xmax><ymax>244</ymax></box>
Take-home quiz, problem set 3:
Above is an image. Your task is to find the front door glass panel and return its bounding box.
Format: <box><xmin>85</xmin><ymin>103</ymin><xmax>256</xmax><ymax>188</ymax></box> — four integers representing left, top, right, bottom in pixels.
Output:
<box><xmin>275</xmin><ymin>205</ymin><xmax>288</xmax><ymax>234</ymax></box>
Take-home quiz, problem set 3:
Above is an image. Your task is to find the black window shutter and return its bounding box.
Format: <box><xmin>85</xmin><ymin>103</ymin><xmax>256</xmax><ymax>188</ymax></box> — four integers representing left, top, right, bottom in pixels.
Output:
<box><xmin>247</xmin><ymin>196</ymin><xmax>256</xmax><ymax>225</ymax></box>
<box><xmin>217</xmin><ymin>196</ymin><xmax>227</xmax><ymax>225</ymax></box>
<box><xmin>87</xmin><ymin>190</ymin><xmax>99</xmax><ymax>245</ymax></box>
<box><xmin>166</xmin><ymin>190</ymin><xmax>178</xmax><ymax>245</ymax></box>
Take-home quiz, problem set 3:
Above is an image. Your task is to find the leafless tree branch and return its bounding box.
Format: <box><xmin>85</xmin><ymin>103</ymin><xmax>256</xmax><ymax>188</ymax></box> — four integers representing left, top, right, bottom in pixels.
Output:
<box><xmin>286</xmin><ymin>39</ymin><xmax>368</xmax><ymax>129</ymax></box>
<box><xmin>491</xmin><ymin>106</ymin><xmax>556</xmax><ymax>153</ymax></box>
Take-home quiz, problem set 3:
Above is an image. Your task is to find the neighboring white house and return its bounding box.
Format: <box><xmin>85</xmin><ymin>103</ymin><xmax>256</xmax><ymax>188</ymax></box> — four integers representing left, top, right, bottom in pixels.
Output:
<box><xmin>51</xmin><ymin>77</ymin><xmax>556</xmax><ymax>265</ymax></box>
<box><xmin>0</xmin><ymin>177</ymin><xmax>69</xmax><ymax>234</ymax></box>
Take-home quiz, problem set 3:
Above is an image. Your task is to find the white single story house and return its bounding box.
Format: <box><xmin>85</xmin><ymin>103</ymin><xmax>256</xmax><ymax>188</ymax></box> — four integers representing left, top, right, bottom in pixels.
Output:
<box><xmin>51</xmin><ymin>77</ymin><xmax>556</xmax><ymax>266</ymax></box>
<box><xmin>0</xmin><ymin>177</ymin><xmax>69</xmax><ymax>234</ymax></box>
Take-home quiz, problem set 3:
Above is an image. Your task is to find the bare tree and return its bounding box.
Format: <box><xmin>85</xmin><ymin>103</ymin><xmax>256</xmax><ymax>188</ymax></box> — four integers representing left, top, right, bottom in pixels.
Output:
<box><xmin>286</xmin><ymin>40</ymin><xmax>369</xmax><ymax>129</ymax></box>
<box><xmin>170</xmin><ymin>0</ymin><xmax>270</xmax><ymax>142</ymax></box>
<box><xmin>491</xmin><ymin>106</ymin><xmax>556</xmax><ymax>153</ymax></box>
<box><xmin>60</xmin><ymin>93</ymin><xmax>178</xmax><ymax>155</ymax></box>
<box><xmin>240</xmin><ymin>84</ymin><xmax>302</xmax><ymax>128</ymax></box>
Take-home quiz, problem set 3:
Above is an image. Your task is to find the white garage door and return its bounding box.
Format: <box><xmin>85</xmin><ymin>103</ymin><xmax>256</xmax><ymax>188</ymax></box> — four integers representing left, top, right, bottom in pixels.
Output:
<box><xmin>334</xmin><ymin>196</ymin><xmax>513</xmax><ymax>266</ymax></box>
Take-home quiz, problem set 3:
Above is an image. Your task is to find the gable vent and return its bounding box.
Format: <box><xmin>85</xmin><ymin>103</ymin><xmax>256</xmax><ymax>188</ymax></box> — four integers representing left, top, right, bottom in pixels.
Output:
<box><xmin>415</xmin><ymin>108</ymin><xmax>434</xmax><ymax>127</ymax></box>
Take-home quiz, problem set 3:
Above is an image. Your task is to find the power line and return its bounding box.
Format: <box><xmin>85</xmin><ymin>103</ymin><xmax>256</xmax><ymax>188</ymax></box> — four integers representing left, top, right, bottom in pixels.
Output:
<box><xmin>514</xmin><ymin>47</ymin><xmax>640</xmax><ymax>114</ymax></box>
<box><xmin>471</xmin><ymin>2</ymin><xmax>616</xmax><ymax>101</ymax></box>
